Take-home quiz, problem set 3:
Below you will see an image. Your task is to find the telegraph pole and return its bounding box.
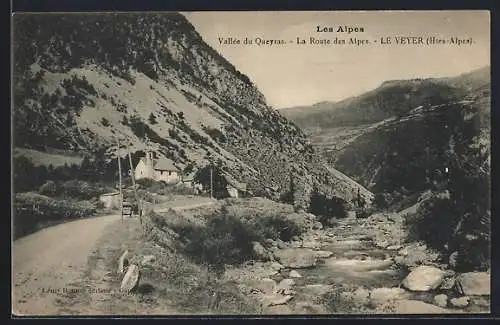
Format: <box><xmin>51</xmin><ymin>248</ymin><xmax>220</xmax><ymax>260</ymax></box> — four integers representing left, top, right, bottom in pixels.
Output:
<box><xmin>210</xmin><ymin>164</ymin><xmax>213</xmax><ymax>199</ymax></box>
<box><xmin>126</xmin><ymin>142</ymin><xmax>143</xmax><ymax>226</ymax></box>
<box><xmin>116</xmin><ymin>138</ymin><xmax>123</xmax><ymax>223</ymax></box>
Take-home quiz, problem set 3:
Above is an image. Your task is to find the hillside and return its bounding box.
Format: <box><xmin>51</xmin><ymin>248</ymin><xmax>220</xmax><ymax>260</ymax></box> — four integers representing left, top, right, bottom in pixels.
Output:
<box><xmin>12</xmin><ymin>13</ymin><xmax>373</xmax><ymax>208</ymax></box>
<box><xmin>281</xmin><ymin>67</ymin><xmax>490</xmax><ymax>129</ymax></box>
<box><xmin>280</xmin><ymin>67</ymin><xmax>490</xmax><ymax>193</ymax></box>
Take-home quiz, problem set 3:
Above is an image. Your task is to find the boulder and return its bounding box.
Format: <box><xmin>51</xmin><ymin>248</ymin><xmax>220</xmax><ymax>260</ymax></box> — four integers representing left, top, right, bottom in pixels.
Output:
<box><xmin>276</xmin><ymin>240</ymin><xmax>288</xmax><ymax>249</ymax></box>
<box><xmin>118</xmin><ymin>250</ymin><xmax>129</xmax><ymax>274</ymax></box>
<box><xmin>434</xmin><ymin>294</ymin><xmax>448</xmax><ymax>308</ymax></box>
<box><xmin>455</xmin><ymin>272</ymin><xmax>490</xmax><ymax>296</ymax></box>
<box><xmin>120</xmin><ymin>264</ymin><xmax>140</xmax><ymax>293</ymax></box>
<box><xmin>450</xmin><ymin>296</ymin><xmax>470</xmax><ymax>308</ymax></box>
<box><xmin>401</xmin><ymin>266</ymin><xmax>446</xmax><ymax>291</ymax></box>
<box><xmin>289</xmin><ymin>270</ymin><xmax>302</xmax><ymax>278</ymax></box>
<box><xmin>439</xmin><ymin>276</ymin><xmax>456</xmax><ymax>290</ymax></box>
<box><xmin>263</xmin><ymin>238</ymin><xmax>277</xmax><ymax>248</ymax></box>
<box><xmin>312</xmin><ymin>221</ymin><xmax>323</xmax><ymax>230</ymax></box>
<box><xmin>141</xmin><ymin>254</ymin><xmax>155</xmax><ymax>266</ymax></box>
<box><xmin>266</xmin><ymin>304</ymin><xmax>292</xmax><ymax>315</ymax></box>
<box><xmin>294</xmin><ymin>301</ymin><xmax>328</xmax><ymax>314</ymax></box>
<box><xmin>303</xmin><ymin>284</ymin><xmax>332</xmax><ymax>296</ymax></box>
<box><xmin>352</xmin><ymin>287</ymin><xmax>370</xmax><ymax>305</ymax></box>
<box><xmin>375</xmin><ymin>240</ymin><xmax>390</xmax><ymax>249</ymax></box>
<box><xmin>386</xmin><ymin>245</ymin><xmax>403</xmax><ymax>251</ymax></box>
<box><xmin>252</xmin><ymin>241</ymin><xmax>271</xmax><ymax>261</ymax></box>
<box><xmin>274</xmin><ymin>248</ymin><xmax>317</xmax><ymax>269</ymax></box>
<box><xmin>370</xmin><ymin>287</ymin><xmax>409</xmax><ymax>305</ymax></box>
<box><xmin>269</xmin><ymin>261</ymin><xmax>284</xmax><ymax>271</ymax></box>
<box><xmin>252</xmin><ymin>278</ymin><xmax>277</xmax><ymax>295</ymax></box>
<box><xmin>276</xmin><ymin>278</ymin><xmax>295</xmax><ymax>293</ymax></box>
<box><xmin>390</xmin><ymin>299</ymin><xmax>456</xmax><ymax>314</ymax></box>
<box><xmin>266</xmin><ymin>294</ymin><xmax>293</xmax><ymax>307</ymax></box>
<box><xmin>314</xmin><ymin>250</ymin><xmax>334</xmax><ymax>259</ymax></box>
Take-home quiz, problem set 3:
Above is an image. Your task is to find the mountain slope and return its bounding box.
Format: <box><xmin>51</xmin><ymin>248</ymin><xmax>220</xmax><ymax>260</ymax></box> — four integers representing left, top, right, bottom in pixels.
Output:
<box><xmin>12</xmin><ymin>13</ymin><xmax>373</xmax><ymax>208</ymax></box>
<box><xmin>281</xmin><ymin>67</ymin><xmax>490</xmax><ymax>200</ymax></box>
<box><xmin>281</xmin><ymin>67</ymin><xmax>489</xmax><ymax>129</ymax></box>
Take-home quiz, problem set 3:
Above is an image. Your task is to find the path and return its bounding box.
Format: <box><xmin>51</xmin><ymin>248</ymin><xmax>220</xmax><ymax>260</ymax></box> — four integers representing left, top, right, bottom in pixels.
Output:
<box><xmin>12</xmin><ymin>196</ymin><xmax>217</xmax><ymax>316</ymax></box>
<box><xmin>13</xmin><ymin>214</ymin><xmax>121</xmax><ymax>315</ymax></box>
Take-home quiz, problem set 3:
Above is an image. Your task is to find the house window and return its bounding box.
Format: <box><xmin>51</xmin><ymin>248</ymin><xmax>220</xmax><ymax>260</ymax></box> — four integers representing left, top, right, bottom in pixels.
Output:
<box><xmin>169</xmin><ymin>171</ymin><xmax>172</xmax><ymax>176</ymax></box>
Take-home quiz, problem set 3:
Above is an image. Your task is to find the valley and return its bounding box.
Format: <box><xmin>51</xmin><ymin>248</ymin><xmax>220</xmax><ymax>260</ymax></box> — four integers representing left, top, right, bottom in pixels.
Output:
<box><xmin>11</xmin><ymin>12</ymin><xmax>490</xmax><ymax>316</ymax></box>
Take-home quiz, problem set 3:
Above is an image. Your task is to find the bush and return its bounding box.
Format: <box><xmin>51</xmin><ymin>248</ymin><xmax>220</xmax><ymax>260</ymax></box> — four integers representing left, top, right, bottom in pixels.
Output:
<box><xmin>309</xmin><ymin>189</ymin><xmax>349</xmax><ymax>226</ymax></box>
<box><xmin>249</xmin><ymin>214</ymin><xmax>304</xmax><ymax>242</ymax></box>
<box><xmin>58</xmin><ymin>180</ymin><xmax>108</xmax><ymax>200</ymax></box>
<box><xmin>181</xmin><ymin>213</ymin><xmax>256</xmax><ymax>274</ymax></box>
<box><xmin>14</xmin><ymin>192</ymin><xmax>96</xmax><ymax>239</ymax></box>
<box><xmin>405</xmin><ymin>193</ymin><xmax>490</xmax><ymax>272</ymax></box>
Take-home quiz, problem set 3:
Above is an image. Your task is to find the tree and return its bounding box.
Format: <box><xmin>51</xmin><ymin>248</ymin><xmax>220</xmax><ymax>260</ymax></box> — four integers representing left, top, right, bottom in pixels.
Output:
<box><xmin>279</xmin><ymin>172</ymin><xmax>295</xmax><ymax>205</ymax></box>
<box><xmin>148</xmin><ymin>113</ymin><xmax>157</xmax><ymax>124</ymax></box>
<box><xmin>193</xmin><ymin>164</ymin><xmax>228</xmax><ymax>199</ymax></box>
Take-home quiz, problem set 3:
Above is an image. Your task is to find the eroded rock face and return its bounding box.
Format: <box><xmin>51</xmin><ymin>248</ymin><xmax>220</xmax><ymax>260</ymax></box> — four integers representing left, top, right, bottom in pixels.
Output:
<box><xmin>120</xmin><ymin>264</ymin><xmax>140</xmax><ymax>293</ymax></box>
<box><xmin>455</xmin><ymin>272</ymin><xmax>490</xmax><ymax>296</ymax></box>
<box><xmin>273</xmin><ymin>248</ymin><xmax>317</xmax><ymax>269</ymax></box>
<box><xmin>401</xmin><ymin>266</ymin><xmax>446</xmax><ymax>291</ymax></box>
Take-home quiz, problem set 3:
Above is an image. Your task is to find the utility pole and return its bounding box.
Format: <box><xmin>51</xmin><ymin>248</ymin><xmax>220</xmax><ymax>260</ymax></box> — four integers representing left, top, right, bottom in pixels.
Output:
<box><xmin>210</xmin><ymin>164</ymin><xmax>213</xmax><ymax>199</ymax></box>
<box><xmin>126</xmin><ymin>142</ymin><xmax>143</xmax><ymax>226</ymax></box>
<box><xmin>117</xmin><ymin>138</ymin><xmax>123</xmax><ymax>223</ymax></box>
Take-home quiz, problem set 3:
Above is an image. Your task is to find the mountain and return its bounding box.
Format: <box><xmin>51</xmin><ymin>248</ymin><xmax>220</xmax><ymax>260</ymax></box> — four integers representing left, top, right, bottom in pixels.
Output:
<box><xmin>281</xmin><ymin>66</ymin><xmax>490</xmax><ymax>198</ymax></box>
<box><xmin>281</xmin><ymin>67</ymin><xmax>489</xmax><ymax>129</ymax></box>
<box><xmin>12</xmin><ymin>12</ymin><xmax>373</xmax><ymax>208</ymax></box>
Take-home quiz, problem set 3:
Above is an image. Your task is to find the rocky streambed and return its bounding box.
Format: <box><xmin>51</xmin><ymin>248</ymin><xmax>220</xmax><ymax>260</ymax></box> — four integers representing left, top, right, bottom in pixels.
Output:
<box><xmin>224</xmin><ymin>214</ymin><xmax>491</xmax><ymax>315</ymax></box>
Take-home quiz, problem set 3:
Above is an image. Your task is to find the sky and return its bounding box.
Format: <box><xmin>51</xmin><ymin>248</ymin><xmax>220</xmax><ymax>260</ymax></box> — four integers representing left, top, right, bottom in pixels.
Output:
<box><xmin>183</xmin><ymin>11</ymin><xmax>490</xmax><ymax>109</ymax></box>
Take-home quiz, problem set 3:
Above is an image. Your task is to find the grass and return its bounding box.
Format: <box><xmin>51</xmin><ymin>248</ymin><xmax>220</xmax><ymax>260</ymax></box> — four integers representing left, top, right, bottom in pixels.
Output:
<box><xmin>145</xmin><ymin>200</ymin><xmax>308</xmax><ymax>275</ymax></box>
<box><xmin>79</xmin><ymin>215</ymin><xmax>261</xmax><ymax>315</ymax></box>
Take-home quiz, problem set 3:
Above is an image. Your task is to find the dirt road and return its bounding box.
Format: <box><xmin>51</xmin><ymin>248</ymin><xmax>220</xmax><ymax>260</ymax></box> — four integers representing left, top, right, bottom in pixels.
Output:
<box><xmin>12</xmin><ymin>196</ymin><xmax>217</xmax><ymax>316</ymax></box>
<box><xmin>13</xmin><ymin>214</ymin><xmax>121</xmax><ymax>316</ymax></box>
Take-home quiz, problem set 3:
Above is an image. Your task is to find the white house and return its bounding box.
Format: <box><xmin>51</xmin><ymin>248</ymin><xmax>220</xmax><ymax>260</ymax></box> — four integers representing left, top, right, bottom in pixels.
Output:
<box><xmin>134</xmin><ymin>152</ymin><xmax>181</xmax><ymax>184</ymax></box>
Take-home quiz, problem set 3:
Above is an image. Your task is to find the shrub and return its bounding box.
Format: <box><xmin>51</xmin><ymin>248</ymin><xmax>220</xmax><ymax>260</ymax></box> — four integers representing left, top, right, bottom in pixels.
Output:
<box><xmin>14</xmin><ymin>193</ymin><xmax>96</xmax><ymax>239</ymax></box>
<box><xmin>181</xmin><ymin>213</ymin><xmax>256</xmax><ymax>274</ymax></box>
<box><xmin>405</xmin><ymin>193</ymin><xmax>490</xmax><ymax>272</ymax></box>
<box><xmin>101</xmin><ymin>117</ymin><xmax>110</xmax><ymax>127</ymax></box>
<box><xmin>309</xmin><ymin>189</ymin><xmax>348</xmax><ymax>226</ymax></box>
<box><xmin>249</xmin><ymin>214</ymin><xmax>304</xmax><ymax>242</ymax></box>
<box><xmin>135</xmin><ymin>178</ymin><xmax>156</xmax><ymax>189</ymax></box>
<box><xmin>58</xmin><ymin>180</ymin><xmax>107</xmax><ymax>200</ymax></box>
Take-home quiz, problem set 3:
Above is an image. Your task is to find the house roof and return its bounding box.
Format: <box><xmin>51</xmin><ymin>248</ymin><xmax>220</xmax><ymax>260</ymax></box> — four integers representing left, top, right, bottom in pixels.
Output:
<box><xmin>224</xmin><ymin>173</ymin><xmax>247</xmax><ymax>191</ymax></box>
<box><xmin>153</xmin><ymin>158</ymin><xmax>179</xmax><ymax>171</ymax></box>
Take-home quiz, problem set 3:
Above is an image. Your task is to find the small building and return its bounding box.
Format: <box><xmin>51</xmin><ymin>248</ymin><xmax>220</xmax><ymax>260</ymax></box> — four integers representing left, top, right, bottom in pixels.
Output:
<box><xmin>224</xmin><ymin>174</ymin><xmax>248</xmax><ymax>198</ymax></box>
<box><xmin>134</xmin><ymin>152</ymin><xmax>181</xmax><ymax>184</ymax></box>
<box><xmin>179</xmin><ymin>171</ymin><xmax>203</xmax><ymax>193</ymax></box>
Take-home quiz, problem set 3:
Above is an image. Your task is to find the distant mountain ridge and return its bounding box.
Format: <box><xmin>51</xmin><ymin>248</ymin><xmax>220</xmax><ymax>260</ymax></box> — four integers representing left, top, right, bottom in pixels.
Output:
<box><xmin>281</xmin><ymin>66</ymin><xmax>490</xmax><ymax>129</ymax></box>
